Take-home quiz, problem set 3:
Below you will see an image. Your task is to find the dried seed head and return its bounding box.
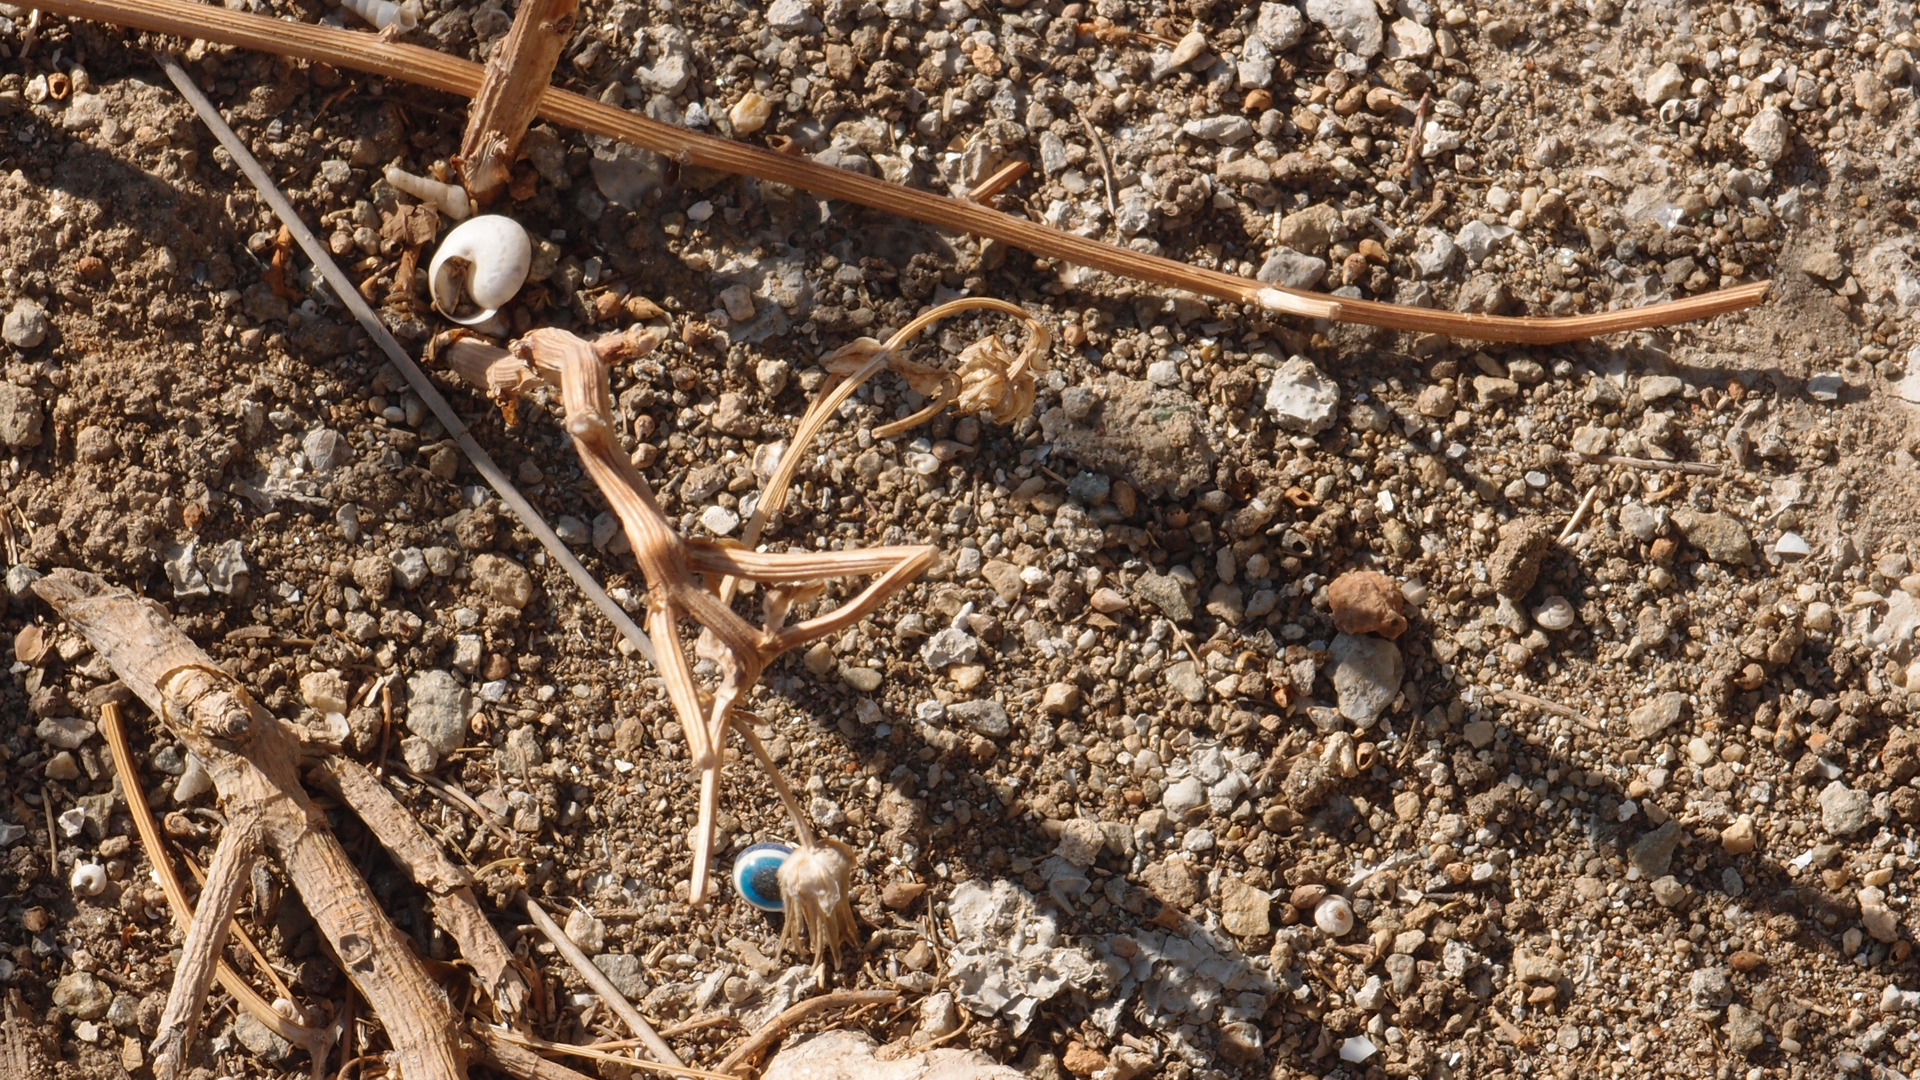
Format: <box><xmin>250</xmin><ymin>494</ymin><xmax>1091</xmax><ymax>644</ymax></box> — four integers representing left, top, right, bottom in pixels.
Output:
<box><xmin>777</xmin><ymin>837</ymin><xmax>858</xmax><ymax>964</ymax></box>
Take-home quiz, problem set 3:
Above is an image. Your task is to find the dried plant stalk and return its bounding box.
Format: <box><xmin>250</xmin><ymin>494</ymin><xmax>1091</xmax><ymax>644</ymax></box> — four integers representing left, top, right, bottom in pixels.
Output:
<box><xmin>34</xmin><ymin>571</ymin><xmax>467</xmax><ymax>1080</ymax></box>
<box><xmin>100</xmin><ymin>703</ymin><xmax>337</xmax><ymax>1074</ymax></box>
<box><xmin>457</xmin><ymin>0</ymin><xmax>577</xmax><ymax>200</ymax></box>
<box><xmin>434</xmin><ymin>326</ymin><xmax>933</xmax><ymax>952</ymax></box>
<box><xmin>37</xmin><ymin>0</ymin><xmax>1767</xmax><ymax>343</ymax></box>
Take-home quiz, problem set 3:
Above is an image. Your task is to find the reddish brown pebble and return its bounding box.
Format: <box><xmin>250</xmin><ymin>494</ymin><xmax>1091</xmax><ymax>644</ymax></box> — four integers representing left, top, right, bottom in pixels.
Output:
<box><xmin>1650</xmin><ymin>537</ymin><xmax>1678</xmax><ymax>564</ymax></box>
<box><xmin>1328</xmin><ymin>570</ymin><xmax>1408</xmax><ymax>639</ymax></box>
<box><xmin>1289</xmin><ymin>883</ymin><xmax>1328</xmax><ymax>910</ymax></box>
<box><xmin>881</xmin><ymin>881</ymin><xmax>928</xmax><ymax>910</ymax></box>
<box><xmin>485</xmin><ymin>653</ymin><xmax>511</xmax><ymax>681</ymax></box>
<box><xmin>1244</xmin><ymin>88</ymin><xmax>1273</xmax><ymax>112</ymax></box>
<box><xmin>625</xmin><ymin>295</ymin><xmax>666</xmax><ymax>320</ymax></box>
<box><xmin>75</xmin><ymin>255</ymin><xmax>106</xmax><ymax>280</ymax></box>
<box><xmin>1728</xmin><ymin>950</ymin><xmax>1764</xmax><ymax>972</ymax></box>
<box><xmin>1062</xmin><ymin>1042</ymin><xmax>1109</xmax><ymax>1078</ymax></box>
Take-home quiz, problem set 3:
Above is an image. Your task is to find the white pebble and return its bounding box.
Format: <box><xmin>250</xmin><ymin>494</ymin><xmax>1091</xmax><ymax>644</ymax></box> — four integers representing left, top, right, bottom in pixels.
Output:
<box><xmin>1314</xmin><ymin>894</ymin><xmax>1354</xmax><ymax>936</ymax></box>
<box><xmin>70</xmin><ymin>862</ymin><xmax>107</xmax><ymax>896</ymax></box>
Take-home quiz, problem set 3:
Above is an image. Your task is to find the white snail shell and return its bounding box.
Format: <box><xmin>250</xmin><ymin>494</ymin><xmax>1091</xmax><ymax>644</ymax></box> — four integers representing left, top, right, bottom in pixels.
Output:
<box><xmin>71</xmin><ymin>862</ymin><xmax>107</xmax><ymax>897</ymax></box>
<box><xmin>429</xmin><ymin>215</ymin><xmax>532</xmax><ymax>326</ymax></box>
<box><xmin>1314</xmin><ymin>895</ymin><xmax>1354</xmax><ymax>936</ymax></box>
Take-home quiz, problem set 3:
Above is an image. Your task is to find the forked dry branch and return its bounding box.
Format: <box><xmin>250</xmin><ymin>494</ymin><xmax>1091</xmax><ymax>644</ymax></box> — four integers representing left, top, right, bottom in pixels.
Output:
<box><xmin>34</xmin><ymin>0</ymin><xmax>1769</xmax><ymax>343</ymax></box>
<box><xmin>33</xmin><ymin>570</ymin><xmax>468</xmax><ymax>1080</ymax></box>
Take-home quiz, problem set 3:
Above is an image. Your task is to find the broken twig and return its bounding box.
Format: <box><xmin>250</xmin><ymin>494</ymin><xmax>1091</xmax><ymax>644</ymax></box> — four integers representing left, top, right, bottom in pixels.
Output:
<box><xmin>101</xmin><ymin>703</ymin><xmax>335</xmax><ymax>1076</ymax></box>
<box><xmin>522</xmin><ymin>896</ymin><xmax>683</xmax><ymax>1069</ymax></box>
<box><xmin>35</xmin><ymin>570</ymin><xmax>466</xmax><ymax>1080</ymax></box>
<box><xmin>458</xmin><ymin>0</ymin><xmax>577</xmax><ymax>200</ymax></box>
<box><xmin>714</xmin><ymin>989</ymin><xmax>901</xmax><ymax>1075</ymax></box>
<box><xmin>1491</xmin><ymin>687</ymin><xmax>1604</xmax><ymax>732</ymax></box>
<box><xmin>1576</xmin><ymin>452</ymin><xmax>1723</xmax><ymax>476</ymax></box>
<box><xmin>41</xmin><ymin>0</ymin><xmax>1770</xmax><ymax>342</ymax></box>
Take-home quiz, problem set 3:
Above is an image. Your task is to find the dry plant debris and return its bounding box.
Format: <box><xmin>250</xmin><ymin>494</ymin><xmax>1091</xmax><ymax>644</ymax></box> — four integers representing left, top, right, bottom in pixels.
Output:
<box><xmin>31</xmin><ymin>0</ymin><xmax>1768</xmax><ymax>343</ymax></box>
<box><xmin>434</xmin><ymin>296</ymin><xmax>1050</xmax><ymax>956</ymax></box>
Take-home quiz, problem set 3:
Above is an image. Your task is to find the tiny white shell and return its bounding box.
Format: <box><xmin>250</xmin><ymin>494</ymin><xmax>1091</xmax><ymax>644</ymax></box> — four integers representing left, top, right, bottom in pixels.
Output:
<box><xmin>1314</xmin><ymin>895</ymin><xmax>1354</xmax><ymax>936</ymax></box>
<box><xmin>71</xmin><ymin>862</ymin><xmax>107</xmax><ymax>897</ymax></box>
<box><xmin>429</xmin><ymin>215</ymin><xmax>532</xmax><ymax>326</ymax></box>
<box><xmin>1533</xmin><ymin>595</ymin><xmax>1576</xmax><ymax>631</ymax></box>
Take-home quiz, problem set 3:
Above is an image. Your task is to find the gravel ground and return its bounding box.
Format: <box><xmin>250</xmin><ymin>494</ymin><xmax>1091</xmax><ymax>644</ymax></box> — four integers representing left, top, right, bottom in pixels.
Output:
<box><xmin>5</xmin><ymin>0</ymin><xmax>1920</xmax><ymax>1078</ymax></box>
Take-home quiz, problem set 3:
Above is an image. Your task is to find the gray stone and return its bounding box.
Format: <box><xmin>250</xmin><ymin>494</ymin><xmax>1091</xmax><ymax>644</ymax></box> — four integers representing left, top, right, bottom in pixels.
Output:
<box><xmin>948</xmin><ymin>700</ymin><xmax>1010</xmax><ymax>738</ymax></box>
<box><xmin>1672</xmin><ymin>510</ymin><xmax>1753</xmax><ymax>565</ymax></box>
<box><xmin>1619</xmin><ymin>502</ymin><xmax>1662</xmax><ymax>542</ymax></box>
<box><xmin>1256</xmin><ymin>247</ymin><xmax>1329</xmax><ymax>290</ymax></box>
<box><xmin>234</xmin><ymin>1011</ymin><xmax>293</xmax><ymax>1062</ymax></box>
<box><xmin>1628</xmin><ymin>692</ymin><xmax>1688</xmax><ymax>740</ymax></box>
<box><xmin>1330</xmin><ymin>633</ymin><xmax>1402</xmax><ymax>727</ymax></box>
<box><xmin>1386</xmin><ymin>952</ymin><xmax>1418</xmax><ymax>996</ymax></box>
<box><xmin>52</xmin><ymin>972</ymin><xmax>111</xmax><ymax>1019</ymax></box>
<box><xmin>1411</xmin><ymin>231</ymin><xmax>1456</xmax><ymax>277</ymax></box>
<box><xmin>1629</xmin><ymin>820</ymin><xmax>1682</xmax><ymax>878</ymax></box>
<box><xmin>37</xmin><ymin>716</ymin><xmax>95</xmax><ymax>750</ymax></box>
<box><xmin>1219</xmin><ymin>876</ymin><xmax>1272</xmax><ymax>938</ymax></box>
<box><xmin>1163</xmin><ymin>776</ymin><xmax>1208</xmax><ymax>819</ymax></box>
<box><xmin>1741</xmin><ymin>107</ymin><xmax>1791</xmax><ymax>164</ymax></box>
<box><xmin>1724</xmin><ymin>1003</ymin><xmax>1765</xmax><ymax>1056</ymax></box>
<box><xmin>1689</xmin><ymin>967</ymin><xmax>1732</xmax><ymax>1012</ymax></box>
<box><xmin>921</xmin><ymin>627</ymin><xmax>979</xmax><ymax>669</ymax></box>
<box><xmin>591</xmin><ymin>953</ymin><xmax>650</xmax><ymax>1000</ymax></box>
<box><xmin>1255</xmin><ymin>2</ymin><xmax>1306</xmax><ymax>49</ymax></box>
<box><xmin>1642</xmin><ymin>61</ymin><xmax>1687</xmax><ymax>105</ymax></box>
<box><xmin>6</xmin><ymin>564</ymin><xmax>43</xmax><ymax>603</ymax></box>
<box><xmin>1264</xmin><ymin>358</ymin><xmax>1340</xmax><ymax>434</ymax></box>
<box><xmin>1181</xmin><ymin>115</ymin><xmax>1253</xmax><ymax>144</ymax></box>
<box><xmin>3</xmin><ymin>299</ymin><xmax>48</xmax><ymax>348</ymax></box>
<box><xmin>1305</xmin><ymin>0</ymin><xmax>1384</xmax><ymax>57</ymax></box>
<box><xmin>405</xmin><ymin>670</ymin><xmax>471</xmax><ymax>759</ymax></box>
<box><xmin>1132</xmin><ymin>572</ymin><xmax>1192</xmax><ymax>623</ymax></box>
<box><xmin>1818</xmin><ymin>780</ymin><xmax>1872</xmax><ymax>837</ymax></box>
<box><xmin>1165</xmin><ymin>660</ymin><xmax>1207</xmax><ymax>703</ymax></box>
<box><xmin>400</xmin><ymin>735</ymin><xmax>437</xmax><ymax>774</ymax></box>
<box><xmin>499</xmin><ymin>726</ymin><xmax>544</xmax><ymax>774</ymax></box>
<box><xmin>389</xmin><ymin>547</ymin><xmax>429</xmax><ymax>589</ymax></box>
<box><xmin>764</xmin><ymin>0</ymin><xmax>814</xmax><ymax>34</ymax></box>
<box><xmin>303</xmin><ymin>427</ymin><xmax>351</xmax><ymax>475</ymax></box>
<box><xmin>1055</xmin><ymin>818</ymin><xmax>1106</xmax><ymax>868</ymax></box>
<box><xmin>0</xmin><ymin>384</ymin><xmax>44</xmax><ymax>448</ymax></box>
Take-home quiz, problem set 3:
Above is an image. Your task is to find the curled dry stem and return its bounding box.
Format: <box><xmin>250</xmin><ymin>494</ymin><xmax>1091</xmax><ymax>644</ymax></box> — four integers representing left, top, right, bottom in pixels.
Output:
<box><xmin>433</xmin><ymin>325</ymin><xmax>933</xmax><ymax>959</ymax></box>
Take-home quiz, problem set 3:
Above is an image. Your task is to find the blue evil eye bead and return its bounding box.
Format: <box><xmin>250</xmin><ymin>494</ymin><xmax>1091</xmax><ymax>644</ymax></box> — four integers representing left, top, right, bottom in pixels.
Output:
<box><xmin>733</xmin><ymin>842</ymin><xmax>793</xmax><ymax>911</ymax></box>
